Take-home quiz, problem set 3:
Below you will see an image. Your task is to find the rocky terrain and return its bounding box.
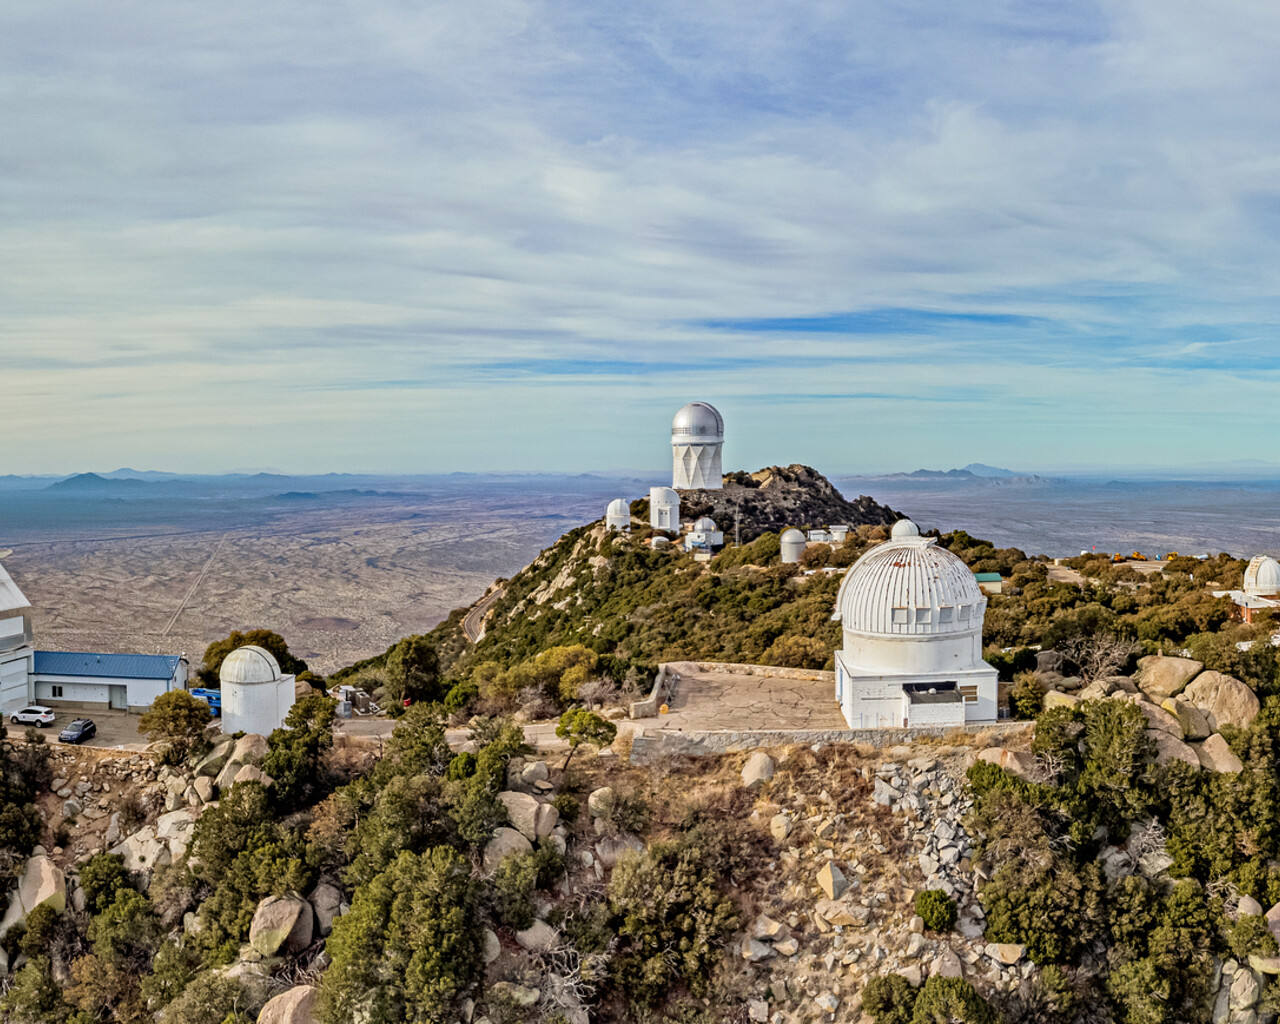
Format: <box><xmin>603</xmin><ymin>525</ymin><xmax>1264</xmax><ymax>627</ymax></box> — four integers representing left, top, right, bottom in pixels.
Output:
<box><xmin>676</xmin><ymin>465</ymin><xmax>898</xmax><ymax>542</ymax></box>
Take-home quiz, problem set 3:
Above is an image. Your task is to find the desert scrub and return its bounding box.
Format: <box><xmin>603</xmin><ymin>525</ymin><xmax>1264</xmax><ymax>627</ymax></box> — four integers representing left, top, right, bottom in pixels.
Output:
<box><xmin>914</xmin><ymin>889</ymin><xmax>957</xmax><ymax>932</ymax></box>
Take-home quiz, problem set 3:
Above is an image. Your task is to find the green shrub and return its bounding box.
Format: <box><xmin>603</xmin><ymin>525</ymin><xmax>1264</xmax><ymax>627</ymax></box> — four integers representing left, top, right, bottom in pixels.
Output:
<box><xmin>490</xmin><ymin>851</ymin><xmax>538</xmax><ymax>929</ymax></box>
<box><xmin>444</xmin><ymin>681</ymin><xmax>478</xmax><ymax>714</ymax></box>
<box><xmin>862</xmin><ymin>973</ymin><xmax>916</xmax><ymax>1024</ymax></box>
<box><xmin>446</xmin><ymin>751</ymin><xmax>477</xmax><ymax>780</ymax></box>
<box><xmin>910</xmin><ymin>976</ymin><xmax>1001</xmax><ymax>1023</ymax></box>
<box><xmin>1009</xmin><ymin>670</ymin><xmax>1047</xmax><ymax>719</ymax></box>
<box><xmin>914</xmin><ymin>889</ymin><xmax>957</xmax><ymax>932</ymax></box>
<box><xmin>551</xmin><ymin>792</ymin><xmax>579</xmax><ymax>824</ymax></box>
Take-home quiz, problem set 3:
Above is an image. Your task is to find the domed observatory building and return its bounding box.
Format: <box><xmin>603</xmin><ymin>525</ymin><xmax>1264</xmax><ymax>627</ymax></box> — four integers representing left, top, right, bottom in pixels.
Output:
<box><xmin>649</xmin><ymin>486</ymin><xmax>680</xmax><ymax>531</ymax></box>
<box><xmin>1214</xmin><ymin>555</ymin><xmax>1280</xmax><ymax>624</ymax></box>
<box><xmin>219</xmin><ymin>645</ymin><xmax>296</xmax><ymax>736</ymax></box>
<box><xmin>671</xmin><ymin>402</ymin><xmax>723</xmax><ymax>490</ymax></box>
<box><xmin>605</xmin><ymin>499</ymin><xmax>631</xmax><ymax>532</ymax></box>
<box><xmin>832</xmin><ymin>520</ymin><xmax>998</xmax><ymax>729</ymax></box>
<box><xmin>687</xmin><ymin>516</ymin><xmax>724</xmax><ymax>550</ymax></box>
<box><xmin>780</xmin><ymin>528</ymin><xmax>807</xmax><ymax>564</ymax></box>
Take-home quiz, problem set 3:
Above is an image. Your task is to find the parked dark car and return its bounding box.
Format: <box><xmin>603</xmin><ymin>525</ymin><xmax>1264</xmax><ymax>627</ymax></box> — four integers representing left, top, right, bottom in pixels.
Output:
<box><xmin>58</xmin><ymin>719</ymin><xmax>96</xmax><ymax>744</ymax></box>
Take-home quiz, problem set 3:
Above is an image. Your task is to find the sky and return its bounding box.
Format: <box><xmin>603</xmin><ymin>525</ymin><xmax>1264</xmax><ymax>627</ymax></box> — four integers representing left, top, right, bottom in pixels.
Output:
<box><xmin>5</xmin><ymin>0</ymin><xmax>1280</xmax><ymax>476</ymax></box>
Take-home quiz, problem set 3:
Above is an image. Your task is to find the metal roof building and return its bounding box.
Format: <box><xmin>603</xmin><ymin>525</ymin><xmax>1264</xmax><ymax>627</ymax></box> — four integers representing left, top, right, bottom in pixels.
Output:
<box><xmin>32</xmin><ymin>650</ymin><xmax>187</xmax><ymax>712</ymax></box>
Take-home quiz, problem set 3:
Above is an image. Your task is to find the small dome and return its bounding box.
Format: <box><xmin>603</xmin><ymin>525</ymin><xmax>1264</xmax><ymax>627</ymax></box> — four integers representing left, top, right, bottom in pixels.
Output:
<box><xmin>693</xmin><ymin>516</ymin><xmax>718</xmax><ymax>532</ymax></box>
<box><xmin>606</xmin><ymin>499</ymin><xmax>628</xmax><ymax>516</ymax></box>
<box><xmin>672</xmin><ymin>402</ymin><xmax>724</xmax><ymax>440</ymax></box>
<box><xmin>220</xmin><ymin>645</ymin><xmax>282</xmax><ymax>685</ymax></box>
<box><xmin>891</xmin><ymin>519</ymin><xmax>920</xmax><ymax>539</ymax></box>
<box><xmin>780</xmin><ymin>528</ymin><xmax>806</xmax><ymax>542</ymax></box>
<box><xmin>834</xmin><ymin>531</ymin><xmax>984</xmax><ymax>637</ymax></box>
<box><xmin>650</xmin><ymin>486</ymin><xmax>679</xmax><ymax>504</ymax></box>
<box><xmin>1245</xmin><ymin>555</ymin><xmax>1280</xmax><ymax>596</ymax></box>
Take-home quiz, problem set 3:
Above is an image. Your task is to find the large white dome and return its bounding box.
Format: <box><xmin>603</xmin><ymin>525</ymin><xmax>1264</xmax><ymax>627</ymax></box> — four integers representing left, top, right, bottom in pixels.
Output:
<box><xmin>835</xmin><ymin>521</ymin><xmax>985</xmax><ymax>638</ymax></box>
<box><xmin>1245</xmin><ymin>555</ymin><xmax>1280</xmax><ymax>596</ymax></box>
<box><xmin>606</xmin><ymin>499</ymin><xmax>628</xmax><ymax>516</ymax></box>
<box><xmin>220</xmin><ymin>645</ymin><xmax>282</xmax><ymax>685</ymax></box>
<box><xmin>671</xmin><ymin>402</ymin><xmax>723</xmax><ymax>440</ymax></box>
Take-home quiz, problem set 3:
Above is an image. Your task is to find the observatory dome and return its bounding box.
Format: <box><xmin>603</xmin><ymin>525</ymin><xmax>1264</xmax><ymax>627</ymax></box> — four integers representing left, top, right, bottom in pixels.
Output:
<box><xmin>219</xmin><ymin>645</ymin><xmax>282</xmax><ymax>685</ymax></box>
<box><xmin>835</xmin><ymin>520</ymin><xmax>985</xmax><ymax>638</ymax></box>
<box><xmin>693</xmin><ymin>516</ymin><xmax>718</xmax><ymax>532</ymax></box>
<box><xmin>672</xmin><ymin>402</ymin><xmax>723</xmax><ymax>441</ymax></box>
<box><xmin>1245</xmin><ymin>555</ymin><xmax>1280</xmax><ymax>596</ymax></box>
<box><xmin>607</xmin><ymin>499</ymin><xmax>628</xmax><ymax>516</ymax></box>
<box><xmin>780</xmin><ymin>528</ymin><xmax>806</xmax><ymax>543</ymax></box>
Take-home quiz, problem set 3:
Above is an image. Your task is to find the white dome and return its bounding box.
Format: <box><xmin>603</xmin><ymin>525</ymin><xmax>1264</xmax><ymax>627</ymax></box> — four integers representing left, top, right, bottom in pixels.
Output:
<box><xmin>835</xmin><ymin>531</ymin><xmax>985</xmax><ymax>638</ymax></box>
<box><xmin>606</xmin><ymin>499</ymin><xmax>628</xmax><ymax>516</ymax></box>
<box><xmin>891</xmin><ymin>519</ymin><xmax>920</xmax><ymax>539</ymax></box>
<box><xmin>219</xmin><ymin>645</ymin><xmax>282</xmax><ymax>685</ymax></box>
<box><xmin>650</xmin><ymin>487</ymin><xmax>679</xmax><ymax>504</ymax></box>
<box><xmin>693</xmin><ymin>516</ymin><xmax>718</xmax><ymax>531</ymax></box>
<box><xmin>672</xmin><ymin>402</ymin><xmax>723</xmax><ymax>441</ymax></box>
<box><xmin>1245</xmin><ymin>555</ymin><xmax>1280</xmax><ymax>596</ymax></box>
<box><xmin>780</xmin><ymin>528</ymin><xmax>806</xmax><ymax>542</ymax></box>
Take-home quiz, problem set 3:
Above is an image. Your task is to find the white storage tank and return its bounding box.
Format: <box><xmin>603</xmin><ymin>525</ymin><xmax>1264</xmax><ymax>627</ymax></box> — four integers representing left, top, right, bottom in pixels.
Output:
<box><xmin>219</xmin><ymin>645</ymin><xmax>296</xmax><ymax>737</ymax></box>
<box><xmin>780</xmin><ymin>528</ymin><xmax>807</xmax><ymax>564</ymax></box>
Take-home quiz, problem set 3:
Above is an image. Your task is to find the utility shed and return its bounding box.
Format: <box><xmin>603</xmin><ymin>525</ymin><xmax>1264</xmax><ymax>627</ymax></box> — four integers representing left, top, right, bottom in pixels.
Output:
<box><xmin>974</xmin><ymin>572</ymin><xmax>1003</xmax><ymax>595</ymax></box>
<box><xmin>32</xmin><ymin>651</ymin><xmax>188</xmax><ymax>712</ymax></box>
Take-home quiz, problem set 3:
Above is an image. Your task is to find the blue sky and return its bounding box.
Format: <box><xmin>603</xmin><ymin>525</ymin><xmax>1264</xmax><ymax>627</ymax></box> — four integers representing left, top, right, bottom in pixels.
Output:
<box><xmin>5</xmin><ymin>0</ymin><xmax>1280</xmax><ymax>475</ymax></box>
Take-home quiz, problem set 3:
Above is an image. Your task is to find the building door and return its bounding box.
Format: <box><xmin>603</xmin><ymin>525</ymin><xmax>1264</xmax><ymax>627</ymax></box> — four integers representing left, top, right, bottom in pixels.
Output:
<box><xmin>109</xmin><ymin>686</ymin><xmax>127</xmax><ymax>710</ymax></box>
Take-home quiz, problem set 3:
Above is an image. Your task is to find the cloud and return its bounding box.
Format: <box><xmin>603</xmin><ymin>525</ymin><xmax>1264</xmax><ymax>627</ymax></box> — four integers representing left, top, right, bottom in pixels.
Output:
<box><xmin>4</xmin><ymin>0</ymin><xmax>1280</xmax><ymax>473</ymax></box>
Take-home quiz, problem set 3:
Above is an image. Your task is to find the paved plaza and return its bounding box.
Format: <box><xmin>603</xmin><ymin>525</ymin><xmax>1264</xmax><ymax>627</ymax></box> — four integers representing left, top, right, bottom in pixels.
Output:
<box><xmin>655</xmin><ymin>662</ymin><xmax>847</xmax><ymax>732</ymax></box>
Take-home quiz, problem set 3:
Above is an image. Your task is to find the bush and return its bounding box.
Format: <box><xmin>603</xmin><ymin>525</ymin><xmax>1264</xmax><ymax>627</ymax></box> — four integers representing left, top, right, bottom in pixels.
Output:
<box><xmin>137</xmin><ymin>690</ymin><xmax>213</xmax><ymax>762</ymax></box>
<box><xmin>78</xmin><ymin>853</ymin><xmax>131</xmax><ymax>915</ymax></box>
<box><xmin>490</xmin><ymin>851</ymin><xmax>538</xmax><ymax>929</ymax></box>
<box><xmin>1009</xmin><ymin>671</ymin><xmax>1047</xmax><ymax>719</ymax></box>
<box><xmin>555</xmin><ymin>709</ymin><xmax>616</xmax><ymax>772</ymax></box>
<box><xmin>551</xmin><ymin>792</ymin><xmax>579</xmax><ymax>825</ymax></box>
<box><xmin>914</xmin><ymin>889</ymin><xmax>957</xmax><ymax>932</ymax></box>
<box><xmin>863</xmin><ymin>973</ymin><xmax>916</xmax><ymax>1024</ymax></box>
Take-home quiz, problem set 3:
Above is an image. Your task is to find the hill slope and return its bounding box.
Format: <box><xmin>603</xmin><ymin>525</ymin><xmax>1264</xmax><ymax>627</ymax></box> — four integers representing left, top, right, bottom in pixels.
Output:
<box><xmin>678</xmin><ymin>464</ymin><xmax>897</xmax><ymax>541</ymax></box>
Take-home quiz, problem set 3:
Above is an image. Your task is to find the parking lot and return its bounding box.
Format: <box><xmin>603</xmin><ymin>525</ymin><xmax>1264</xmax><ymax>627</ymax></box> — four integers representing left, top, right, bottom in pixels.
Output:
<box><xmin>9</xmin><ymin>708</ymin><xmax>151</xmax><ymax>751</ymax></box>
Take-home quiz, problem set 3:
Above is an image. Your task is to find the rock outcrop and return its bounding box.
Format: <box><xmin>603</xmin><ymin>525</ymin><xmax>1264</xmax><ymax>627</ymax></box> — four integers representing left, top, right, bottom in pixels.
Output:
<box><xmin>1183</xmin><ymin>671</ymin><xmax>1260</xmax><ymax>731</ymax></box>
<box><xmin>249</xmin><ymin>895</ymin><xmax>314</xmax><ymax>957</ymax></box>
<box><xmin>1136</xmin><ymin>656</ymin><xmax>1203</xmax><ymax>701</ymax></box>
<box><xmin>258</xmin><ymin>985</ymin><xmax>319</xmax><ymax>1024</ymax></box>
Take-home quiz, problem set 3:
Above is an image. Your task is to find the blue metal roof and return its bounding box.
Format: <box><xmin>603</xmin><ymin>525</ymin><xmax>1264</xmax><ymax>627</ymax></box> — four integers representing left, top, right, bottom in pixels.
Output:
<box><xmin>33</xmin><ymin>651</ymin><xmax>182</xmax><ymax>680</ymax></box>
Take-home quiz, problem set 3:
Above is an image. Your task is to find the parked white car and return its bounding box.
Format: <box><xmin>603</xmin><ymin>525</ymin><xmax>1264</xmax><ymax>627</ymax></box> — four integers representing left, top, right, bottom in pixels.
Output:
<box><xmin>10</xmin><ymin>706</ymin><xmax>55</xmax><ymax>728</ymax></box>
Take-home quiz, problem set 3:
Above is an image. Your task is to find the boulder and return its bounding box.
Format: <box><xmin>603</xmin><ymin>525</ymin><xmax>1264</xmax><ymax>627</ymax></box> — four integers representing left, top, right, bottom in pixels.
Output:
<box><xmin>482</xmin><ymin>827</ymin><xmax>532</xmax><ymax>873</ymax></box>
<box><xmin>986</xmin><ymin>942</ymin><xmax>1025</xmax><ymax>965</ymax></box>
<box><xmin>587</xmin><ymin>787</ymin><xmax>615</xmax><ymax>818</ymax></box>
<box><xmin>1239</xmin><ymin>895</ymin><xmax>1264</xmax><ymax>918</ymax></box>
<box><xmin>770</xmin><ymin>813</ymin><xmax>793</xmax><ymax>841</ymax></box>
<box><xmin>1146</xmin><ymin>729</ymin><xmax>1201</xmax><ymax>770</ymax></box>
<box><xmin>249</xmin><ymin>895</ymin><xmax>314</xmax><ymax>957</ymax></box>
<box><xmin>258</xmin><ymin>985</ymin><xmax>319</xmax><ymax>1024</ymax></box>
<box><xmin>1035</xmin><ymin>650</ymin><xmax>1067</xmax><ymax>675</ymax></box>
<box><xmin>1265</xmin><ymin>899</ymin><xmax>1280</xmax><ymax>938</ymax></box>
<box><xmin>215</xmin><ymin>758</ymin><xmax>244</xmax><ymax>793</ymax></box>
<box><xmin>232</xmin><ymin>733</ymin><xmax>269</xmax><ymax>763</ymax></box>
<box><xmin>233</xmin><ymin>764</ymin><xmax>275</xmax><ymax>789</ymax></box>
<box><xmin>1193</xmin><ymin>734</ymin><xmax>1244</xmax><ymax>774</ymax></box>
<box><xmin>1136</xmin><ymin>701</ymin><xmax>1184</xmax><ymax>738</ymax></box>
<box><xmin>111</xmin><ymin>827</ymin><xmax>170</xmax><ymax>880</ymax></box>
<box><xmin>309</xmin><ymin>883</ymin><xmax>345</xmax><ymax>937</ymax></box>
<box><xmin>741</xmin><ymin>752</ymin><xmax>775</xmax><ymax>791</ymax></box>
<box><xmin>482</xmin><ymin>927</ymin><xmax>501</xmax><ymax>963</ymax></box>
<box><xmin>533</xmin><ymin>803</ymin><xmax>559</xmax><ymax>839</ymax></box>
<box><xmin>1161</xmin><ymin>698</ymin><xmax>1211</xmax><ymax>741</ymax></box>
<box><xmin>595</xmin><ymin>834</ymin><xmax>644</xmax><ymax>868</ymax></box>
<box><xmin>520</xmin><ymin>760</ymin><xmax>549</xmax><ymax>786</ymax></box>
<box><xmin>976</xmin><ymin>747</ymin><xmax>1036</xmax><ymax>780</ymax></box>
<box><xmin>1043</xmin><ymin>691</ymin><xmax>1079</xmax><ymax>711</ymax></box>
<box><xmin>0</xmin><ymin>855</ymin><xmax>66</xmax><ymax>939</ymax></box>
<box><xmin>497</xmin><ymin>791</ymin><xmax>541</xmax><ymax>841</ymax></box>
<box><xmin>1184</xmin><ymin>671</ymin><xmax>1260</xmax><ymax>731</ymax></box>
<box><xmin>515</xmin><ymin>919</ymin><xmax>558</xmax><ymax>952</ymax></box>
<box><xmin>740</xmin><ymin>937</ymin><xmax>775</xmax><ymax>962</ymax></box>
<box><xmin>193</xmin><ymin>776</ymin><xmax>215</xmax><ymax>803</ymax></box>
<box><xmin>194</xmin><ymin>736</ymin><xmax>236</xmax><ymax>777</ymax></box>
<box><xmin>1136</xmin><ymin>655</ymin><xmax>1203</xmax><ymax>701</ymax></box>
<box><xmin>1230</xmin><ymin>967</ymin><xmax>1261</xmax><ymax>1011</ymax></box>
<box><xmin>816</xmin><ymin>862</ymin><xmax>847</xmax><ymax>900</ymax></box>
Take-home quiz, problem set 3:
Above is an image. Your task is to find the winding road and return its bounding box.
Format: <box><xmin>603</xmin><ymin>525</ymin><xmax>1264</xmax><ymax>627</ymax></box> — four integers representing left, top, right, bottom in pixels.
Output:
<box><xmin>462</xmin><ymin>586</ymin><xmax>504</xmax><ymax>643</ymax></box>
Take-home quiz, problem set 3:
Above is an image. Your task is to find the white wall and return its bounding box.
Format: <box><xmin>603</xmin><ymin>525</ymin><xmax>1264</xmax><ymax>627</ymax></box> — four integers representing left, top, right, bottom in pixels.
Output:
<box><xmin>0</xmin><ymin>651</ymin><xmax>31</xmax><ymax>713</ymax></box>
<box><xmin>842</xmin><ymin>631</ymin><xmax>986</xmax><ymax>675</ymax></box>
<box><xmin>906</xmin><ymin>700</ymin><xmax>966</xmax><ymax>727</ymax></box>
<box><xmin>34</xmin><ymin>678</ymin><xmax>110</xmax><ymax>706</ymax></box>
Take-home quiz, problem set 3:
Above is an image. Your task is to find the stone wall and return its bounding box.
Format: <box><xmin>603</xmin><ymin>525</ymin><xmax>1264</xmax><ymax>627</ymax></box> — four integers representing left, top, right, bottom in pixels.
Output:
<box><xmin>627</xmin><ymin>721</ymin><xmax>1029</xmax><ymax>763</ymax></box>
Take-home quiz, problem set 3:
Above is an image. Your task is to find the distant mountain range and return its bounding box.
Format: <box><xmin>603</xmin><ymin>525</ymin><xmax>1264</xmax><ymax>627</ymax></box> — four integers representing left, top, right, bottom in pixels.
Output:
<box><xmin>849</xmin><ymin>464</ymin><xmax>1052</xmax><ymax>485</ymax></box>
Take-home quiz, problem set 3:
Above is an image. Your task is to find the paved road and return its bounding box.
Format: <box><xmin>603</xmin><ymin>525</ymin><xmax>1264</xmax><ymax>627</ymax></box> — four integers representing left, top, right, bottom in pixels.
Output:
<box><xmin>462</xmin><ymin>587</ymin><xmax>503</xmax><ymax>643</ymax></box>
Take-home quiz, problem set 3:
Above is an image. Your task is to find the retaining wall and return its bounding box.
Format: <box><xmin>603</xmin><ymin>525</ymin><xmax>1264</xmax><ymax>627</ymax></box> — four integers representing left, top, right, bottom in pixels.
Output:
<box><xmin>627</xmin><ymin>720</ymin><xmax>1029</xmax><ymax>762</ymax></box>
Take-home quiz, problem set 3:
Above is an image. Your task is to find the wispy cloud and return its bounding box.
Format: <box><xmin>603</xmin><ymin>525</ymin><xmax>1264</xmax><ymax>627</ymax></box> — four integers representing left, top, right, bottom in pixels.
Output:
<box><xmin>4</xmin><ymin>0</ymin><xmax>1280</xmax><ymax>473</ymax></box>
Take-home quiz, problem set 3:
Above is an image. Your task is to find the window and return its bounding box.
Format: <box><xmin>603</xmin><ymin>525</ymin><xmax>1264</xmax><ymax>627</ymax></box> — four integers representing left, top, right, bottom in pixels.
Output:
<box><xmin>958</xmin><ymin>604</ymin><xmax>971</xmax><ymax>620</ymax></box>
<box><xmin>892</xmin><ymin>607</ymin><xmax>909</xmax><ymax>625</ymax></box>
<box><xmin>51</xmin><ymin>685</ymin><xmax>63</xmax><ymax>698</ymax></box>
<box><xmin>938</xmin><ymin>607</ymin><xmax>954</xmax><ymax>623</ymax></box>
<box><xmin>915</xmin><ymin>608</ymin><xmax>932</xmax><ymax>624</ymax></box>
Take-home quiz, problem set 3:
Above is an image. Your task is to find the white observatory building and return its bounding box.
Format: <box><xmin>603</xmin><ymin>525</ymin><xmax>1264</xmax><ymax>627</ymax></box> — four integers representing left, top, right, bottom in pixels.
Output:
<box><xmin>1214</xmin><ymin>555</ymin><xmax>1280</xmax><ymax>624</ymax></box>
<box><xmin>687</xmin><ymin>517</ymin><xmax>724</xmax><ymax>550</ymax></box>
<box><xmin>780</xmin><ymin>528</ymin><xmax>807</xmax><ymax>564</ymax></box>
<box><xmin>649</xmin><ymin>487</ymin><xmax>680</xmax><ymax>531</ymax></box>
<box><xmin>0</xmin><ymin>564</ymin><xmax>34</xmax><ymax>712</ymax></box>
<box><xmin>671</xmin><ymin>402</ymin><xmax>724</xmax><ymax>490</ymax></box>
<box><xmin>219</xmin><ymin>645</ymin><xmax>296</xmax><ymax>736</ymax></box>
<box><xmin>832</xmin><ymin>519</ymin><xmax>998</xmax><ymax>729</ymax></box>
<box><xmin>605</xmin><ymin>499</ymin><xmax>630</xmax><ymax>532</ymax></box>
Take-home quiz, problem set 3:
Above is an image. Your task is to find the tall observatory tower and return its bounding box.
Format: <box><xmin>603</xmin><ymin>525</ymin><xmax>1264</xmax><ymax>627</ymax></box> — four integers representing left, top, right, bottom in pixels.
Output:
<box><xmin>671</xmin><ymin>402</ymin><xmax>724</xmax><ymax>490</ymax></box>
